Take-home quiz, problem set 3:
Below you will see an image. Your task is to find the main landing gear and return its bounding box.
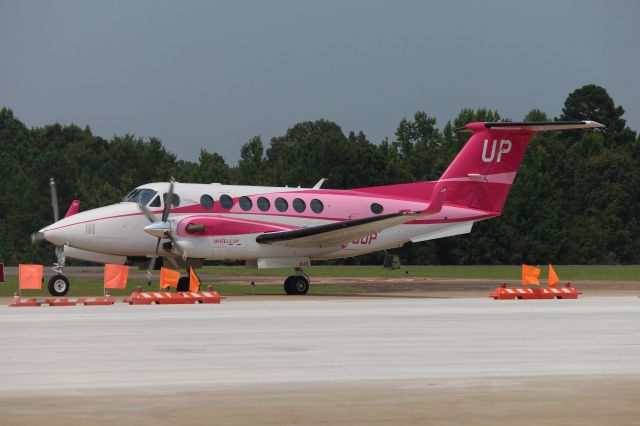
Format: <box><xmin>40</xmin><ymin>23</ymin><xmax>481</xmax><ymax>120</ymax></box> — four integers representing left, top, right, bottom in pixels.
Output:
<box><xmin>283</xmin><ymin>268</ymin><xmax>310</xmax><ymax>295</ymax></box>
<box><xmin>48</xmin><ymin>247</ymin><xmax>70</xmax><ymax>296</ymax></box>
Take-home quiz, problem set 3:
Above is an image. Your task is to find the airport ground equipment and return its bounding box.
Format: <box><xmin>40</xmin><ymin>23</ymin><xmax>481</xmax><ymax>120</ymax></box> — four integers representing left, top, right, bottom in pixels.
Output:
<box><xmin>10</xmin><ymin>294</ymin><xmax>116</xmax><ymax>307</ymax></box>
<box><xmin>123</xmin><ymin>285</ymin><xmax>222</xmax><ymax>305</ymax></box>
<box><xmin>490</xmin><ymin>283</ymin><xmax>580</xmax><ymax>300</ymax></box>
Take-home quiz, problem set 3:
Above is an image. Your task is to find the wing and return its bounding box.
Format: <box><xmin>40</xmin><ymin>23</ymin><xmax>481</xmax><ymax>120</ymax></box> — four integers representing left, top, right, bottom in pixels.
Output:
<box><xmin>256</xmin><ymin>211</ymin><xmax>420</xmax><ymax>248</ymax></box>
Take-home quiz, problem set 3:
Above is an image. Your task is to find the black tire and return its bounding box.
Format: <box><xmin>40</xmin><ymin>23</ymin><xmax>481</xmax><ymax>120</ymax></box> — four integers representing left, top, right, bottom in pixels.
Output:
<box><xmin>284</xmin><ymin>275</ymin><xmax>309</xmax><ymax>295</ymax></box>
<box><xmin>284</xmin><ymin>276</ymin><xmax>295</xmax><ymax>295</ymax></box>
<box><xmin>177</xmin><ymin>276</ymin><xmax>190</xmax><ymax>292</ymax></box>
<box><xmin>48</xmin><ymin>274</ymin><xmax>70</xmax><ymax>296</ymax></box>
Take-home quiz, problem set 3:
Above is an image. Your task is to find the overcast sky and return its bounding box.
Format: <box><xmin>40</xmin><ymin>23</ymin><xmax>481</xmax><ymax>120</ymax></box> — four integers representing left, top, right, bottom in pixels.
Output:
<box><xmin>1</xmin><ymin>1</ymin><xmax>638</xmax><ymax>163</ymax></box>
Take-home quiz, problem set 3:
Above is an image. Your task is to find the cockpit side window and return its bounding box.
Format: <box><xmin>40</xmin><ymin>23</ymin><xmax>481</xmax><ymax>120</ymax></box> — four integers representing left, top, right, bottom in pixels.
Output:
<box><xmin>121</xmin><ymin>189</ymin><xmax>140</xmax><ymax>203</ymax></box>
<box><xmin>121</xmin><ymin>188</ymin><xmax>157</xmax><ymax>205</ymax></box>
<box><xmin>138</xmin><ymin>189</ymin><xmax>156</xmax><ymax>205</ymax></box>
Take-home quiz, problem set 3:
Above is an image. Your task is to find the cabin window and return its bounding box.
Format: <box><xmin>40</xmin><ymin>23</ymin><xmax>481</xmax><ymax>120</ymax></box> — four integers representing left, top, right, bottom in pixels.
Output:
<box><xmin>239</xmin><ymin>196</ymin><xmax>253</xmax><ymax>211</ymax></box>
<box><xmin>371</xmin><ymin>203</ymin><xmax>383</xmax><ymax>214</ymax></box>
<box><xmin>275</xmin><ymin>197</ymin><xmax>288</xmax><ymax>212</ymax></box>
<box><xmin>149</xmin><ymin>195</ymin><xmax>161</xmax><ymax>207</ymax></box>
<box><xmin>200</xmin><ymin>194</ymin><xmax>214</xmax><ymax>209</ymax></box>
<box><xmin>310</xmin><ymin>199</ymin><xmax>324</xmax><ymax>214</ymax></box>
<box><xmin>219</xmin><ymin>194</ymin><xmax>233</xmax><ymax>209</ymax></box>
<box><xmin>257</xmin><ymin>197</ymin><xmax>270</xmax><ymax>212</ymax></box>
<box><xmin>293</xmin><ymin>198</ymin><xmax>306</xmax><ymax>213</ymax></box>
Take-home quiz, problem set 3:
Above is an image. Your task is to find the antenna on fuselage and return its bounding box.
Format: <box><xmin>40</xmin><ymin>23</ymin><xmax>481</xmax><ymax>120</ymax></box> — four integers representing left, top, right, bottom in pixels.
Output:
<box><xmin>312</xmin><ymin>178</ymin><xmax>328</xmax><ymax>189</ymax></box>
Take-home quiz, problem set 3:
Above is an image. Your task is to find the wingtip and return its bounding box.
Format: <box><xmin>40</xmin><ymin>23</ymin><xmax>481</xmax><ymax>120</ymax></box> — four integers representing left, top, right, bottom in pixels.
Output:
<box><xmin>583</xmin><ymin>120</ymin><xmax>606</xmax><ymax>128</ymax></box>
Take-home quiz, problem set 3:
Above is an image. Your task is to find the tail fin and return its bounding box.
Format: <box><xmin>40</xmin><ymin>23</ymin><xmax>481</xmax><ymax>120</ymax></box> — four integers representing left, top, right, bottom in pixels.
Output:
<box><xmin>439</xmin><ymin>121</ymin><xmax>603</xmax><ymax>213</ymax></box>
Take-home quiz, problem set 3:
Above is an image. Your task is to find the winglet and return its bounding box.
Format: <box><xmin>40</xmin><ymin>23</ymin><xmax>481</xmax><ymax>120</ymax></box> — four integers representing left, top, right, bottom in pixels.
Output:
<box><xmin>422</xmin><ymin>187</ymin><xmax>447</xmax><ymax>215</ymax></box>
<box><xmin>64</xmin><ymin>200</ymin><xmax>81</xmax><ymax>218</ymax></box>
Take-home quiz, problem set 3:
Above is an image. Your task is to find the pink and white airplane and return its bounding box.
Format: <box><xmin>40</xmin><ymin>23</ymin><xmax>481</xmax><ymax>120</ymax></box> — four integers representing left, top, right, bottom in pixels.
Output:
<box><xmin>34</xmin><ymin>121</ymin><xmax>602</xmax><ymax>296</ymax></box>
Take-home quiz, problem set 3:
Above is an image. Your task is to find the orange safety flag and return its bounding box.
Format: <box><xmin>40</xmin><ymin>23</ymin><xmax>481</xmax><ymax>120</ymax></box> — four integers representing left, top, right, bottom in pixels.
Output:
<box><xmin>104</xmin><ymin>264</ymin><xmax>129</xmax><ymax>289</ymax></box>
<box><xmin>160</xmin><ymin>267</ymin><xmax>180</xmax><ymax>289</ymax></box>
<box><xmin>521</xmin><ymin>264</ymin><xmax>541</xmax><ymax>286</ymax></box>
<box><xmin>189</xmin><ymin>267</ymin><xmax>201</xmax><ymax>293</ymax></box>
<box><xmin>548</xmin><ymin>264</ymin><xmax>560</xmax><ymax>287</ymax></box>
<box><xmin>19</xmin><ymin>264</ymin><xmax>44</xmax><ymax>290</ymax></box>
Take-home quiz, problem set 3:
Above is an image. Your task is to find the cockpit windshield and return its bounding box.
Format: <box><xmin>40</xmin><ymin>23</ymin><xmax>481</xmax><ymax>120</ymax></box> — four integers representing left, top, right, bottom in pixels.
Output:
<box><xmin>120</xmin><ymin>188</ymin><xmax>157</xmax><ymax>205</ymax></box>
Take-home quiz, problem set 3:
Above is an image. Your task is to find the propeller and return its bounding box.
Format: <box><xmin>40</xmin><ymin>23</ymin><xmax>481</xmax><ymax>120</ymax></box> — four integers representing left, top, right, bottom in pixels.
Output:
<box><xmin>31</xmin><ymin>178</ymin><xmax>60</xmax><ymax>244</ymax></box>
<box><xmin>50</xmin><ymin>177</ymin><xmax>60</xmax><ymax>223</ymax></box>
<box><xmin>137</xmin><ymin>178</ymin><xmax>185</xmax><ymax>285</ymax></box>
<box><xmin>31</xmin><ymin>178</ymin><xmax>66</xmax><ymax>273</ymax></box>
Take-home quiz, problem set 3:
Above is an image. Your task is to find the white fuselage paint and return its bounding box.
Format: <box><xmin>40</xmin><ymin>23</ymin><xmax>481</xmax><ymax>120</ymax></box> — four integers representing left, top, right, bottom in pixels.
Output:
<box><xmin>41</xmin><ymin>182</ymin><xmax>478</xmax><ymax>264</ymax></box>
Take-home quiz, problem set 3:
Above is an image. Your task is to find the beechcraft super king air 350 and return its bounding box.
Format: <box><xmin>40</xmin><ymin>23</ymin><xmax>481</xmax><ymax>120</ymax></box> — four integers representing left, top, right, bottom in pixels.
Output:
<box><xmin>33</xmin><ymin>121</ymin><xmax>603</xmax><ymax>296</ymax></box>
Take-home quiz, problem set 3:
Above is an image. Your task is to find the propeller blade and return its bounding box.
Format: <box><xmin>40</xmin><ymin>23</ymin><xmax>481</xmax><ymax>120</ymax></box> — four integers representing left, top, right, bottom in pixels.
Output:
<box><xmin>145</xmin><ymin>237</ymin><xmax>163</xmax><ymax>287</ymax></box>
<box><xmin>138</xmin><ymin>203</ymin><xmax>158</xmax><ymax>223</ymax></box>
<box><xmin>161</xmin><ymin>178</ymin><xmax>175</xmax><ymax>222</ymax></box>
<box><xmin>155</xmin><ymin>237</ymin><xmax>162</xmax><ymax>255</ymax></box>
<box><xmin>50</xmin><ymin>178</ymin><xmax>59</xmax><ymax>223</ymax></box>
<box><xmin>146</xmin><ymin>256</ymin><xmax>155</xmax><ymax>286</ymax></box>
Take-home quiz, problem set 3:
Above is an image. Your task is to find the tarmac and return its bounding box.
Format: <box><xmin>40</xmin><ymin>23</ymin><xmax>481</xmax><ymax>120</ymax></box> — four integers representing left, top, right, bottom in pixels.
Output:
<box><xmin>1</xmin><ymin>297</ymin><xmax>639</xmax><ymax>425</ymax></box>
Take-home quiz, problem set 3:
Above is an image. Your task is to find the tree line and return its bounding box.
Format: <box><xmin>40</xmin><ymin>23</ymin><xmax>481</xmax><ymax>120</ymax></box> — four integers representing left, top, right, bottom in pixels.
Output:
<box><xmin>0</xmin><ymin>84</ymin><xmax>638</xmax><ymax>265</ymax></box>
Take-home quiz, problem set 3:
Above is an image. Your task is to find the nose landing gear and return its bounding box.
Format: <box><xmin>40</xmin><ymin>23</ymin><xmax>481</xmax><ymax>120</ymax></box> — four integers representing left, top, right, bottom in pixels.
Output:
<box><xmin>48</xmin><ymin>246</ymin><xmax>70</xmax><ymax>296</ymax></box>
<box><xmin>283</xmin><ymin>268</ymin><xmax>310</xmax><ymax>295</ymax></box>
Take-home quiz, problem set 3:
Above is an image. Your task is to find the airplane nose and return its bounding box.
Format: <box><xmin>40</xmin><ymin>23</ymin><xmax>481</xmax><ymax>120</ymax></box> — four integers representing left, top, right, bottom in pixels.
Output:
<box><xmin>41</xmin><ymin>225</ymin><xmax>70</xmax><ymax>246</ymax></box>
<box><xmin>144</xmin><ymin>222</ymin><xmax>171</xmax><ymax>238</ymax></box>
<box><xmin>31</xmin><ymin>231</ymin><xmax>46</xmax><ymax>243</ymax></box>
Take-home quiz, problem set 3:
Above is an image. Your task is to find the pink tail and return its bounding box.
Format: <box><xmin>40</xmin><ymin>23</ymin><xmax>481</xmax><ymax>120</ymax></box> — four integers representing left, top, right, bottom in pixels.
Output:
<box><xmin>438</xmin><ymin>121</ymin><xmax>602</xmax><ymax>213</ymax></box>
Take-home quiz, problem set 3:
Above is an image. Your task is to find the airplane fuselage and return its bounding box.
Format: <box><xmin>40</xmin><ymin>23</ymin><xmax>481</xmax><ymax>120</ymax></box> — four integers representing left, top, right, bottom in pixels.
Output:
<box><xmin>42</xmin><ymin>182</ymin><xmax>490</xmax><ymax>266</ymax></box>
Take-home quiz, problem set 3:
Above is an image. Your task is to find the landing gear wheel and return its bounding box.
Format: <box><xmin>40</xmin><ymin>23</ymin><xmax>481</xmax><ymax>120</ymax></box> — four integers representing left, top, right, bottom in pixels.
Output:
<box><xmin>284</xmin><ymin>275</ymin><xmax>309</xmax><ymax>295</ymax></box>
<box><xmin>48</xmin><ymin>274</ymin><xmax>70</xmax><ymax>296</ymax></box>
<box><xmin>177</xmin><ymin>276</ymin><xmax>190</xmax><ymax>292</ymax></box>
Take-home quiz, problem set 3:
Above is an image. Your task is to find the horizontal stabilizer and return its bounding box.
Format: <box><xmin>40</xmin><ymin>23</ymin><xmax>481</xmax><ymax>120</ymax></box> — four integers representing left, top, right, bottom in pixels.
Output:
<box><xmin>410</xmin><ymin>221</ymin><xmax>473</xmax><ymax>243</ymax></box>
<box><xmin>457</xmin><ymin>121</ymin><xmax>604</xmax><ymax>132</ymax></box>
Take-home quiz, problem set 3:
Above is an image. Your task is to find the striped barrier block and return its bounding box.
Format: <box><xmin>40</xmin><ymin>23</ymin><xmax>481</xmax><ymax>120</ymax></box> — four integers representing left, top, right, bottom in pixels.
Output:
<box><xmin>490</xmin><ymin>283</ymin><xmax>580</xmax><ymax>300</ymax></box>
<box><xmin>123</xmin><ymin>288</ymin><xmax>222</xmax><ymax>305</ymax></box>
<box><xmin>9</xmin><ymin>294</ymin><xmax>116</xmax><ymax>307</ymax></box>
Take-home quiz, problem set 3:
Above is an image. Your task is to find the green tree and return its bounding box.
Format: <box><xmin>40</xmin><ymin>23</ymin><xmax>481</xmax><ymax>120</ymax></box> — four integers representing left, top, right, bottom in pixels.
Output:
<box><xmin>237</xmin><ymin>136</ymin><xmax>265</xmax><ymax>185</ymax></box>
